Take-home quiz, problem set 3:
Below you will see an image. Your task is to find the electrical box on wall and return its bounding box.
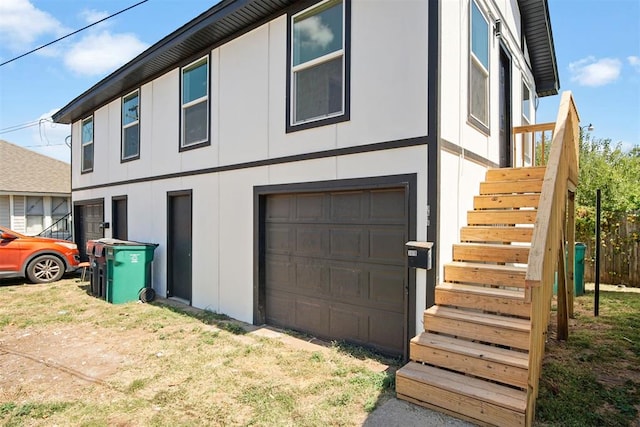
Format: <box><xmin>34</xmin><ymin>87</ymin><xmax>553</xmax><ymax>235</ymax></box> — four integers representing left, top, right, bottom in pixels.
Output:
<box><xmin>406</xmin><ymin>241</ymin><xmax>433</xmax><ymax>270</ymax></box>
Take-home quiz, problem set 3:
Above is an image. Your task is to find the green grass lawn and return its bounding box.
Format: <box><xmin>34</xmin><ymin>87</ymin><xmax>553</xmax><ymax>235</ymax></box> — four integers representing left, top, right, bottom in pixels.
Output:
<box><xmin>535</xmin><ymin>291</ymin><xmax>640</xmax><ymax>426</ymax></box>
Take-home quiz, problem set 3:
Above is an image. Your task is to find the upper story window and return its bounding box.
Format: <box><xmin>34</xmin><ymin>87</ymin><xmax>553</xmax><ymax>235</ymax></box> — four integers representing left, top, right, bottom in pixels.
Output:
<box><xmin>522</xmin><ymin>82</ymin><xmax>531</xmax><ymax>123</ymax></box>
<box><xmin>180</xmin><ymin>56</ymin><xmax>209</xmax><ymax>150</ymax></box>
<box><xmin>288</xmin><ymin>0</ymin><xmax>349</xmax><ymax>131</ymax></box>
<box><xmin>122</xmin><ymin>90</ymin><xmax>140</xmax><ymax>161</ymax></box>
<box><xmin>469</xmin><ymin>0</ymin><xmax>490</xmax><ymax>132</ymax></box>
<box><xmin>81</xmin><ymin>116</ymin><xmax>94</xmax><ymax>173</ymax></box>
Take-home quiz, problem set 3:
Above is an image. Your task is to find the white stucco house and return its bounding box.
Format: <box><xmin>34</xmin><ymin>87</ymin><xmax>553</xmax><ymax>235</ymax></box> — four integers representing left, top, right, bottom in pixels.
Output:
<box><xmin>53</xmin><ymin>1</ymin><xmax>564</xmax><ymax>423</ymax></box>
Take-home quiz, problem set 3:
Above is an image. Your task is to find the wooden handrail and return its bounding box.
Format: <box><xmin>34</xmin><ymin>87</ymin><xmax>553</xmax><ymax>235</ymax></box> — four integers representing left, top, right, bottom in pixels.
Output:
<box><xmin>524</xmin><ymin>92</ymin><xmax>580</xmax><ymax>426</ymax></box>
<box><xmin>513</xmin><ymin>122</ymin><xmax>555</xmax><ymax>166</ymax></box>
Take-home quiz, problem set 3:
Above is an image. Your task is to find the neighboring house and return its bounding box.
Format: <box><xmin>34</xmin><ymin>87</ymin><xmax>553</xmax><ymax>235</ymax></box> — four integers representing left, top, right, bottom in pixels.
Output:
<box><xmin>53</xmin><ymin>1</ymin><xmax>567</xmax><ymax>424</ymax></box>
<box><xmin>0</xmin><ymin>140</ymin><xmax>72</xmax><ymax>237</ymax></box>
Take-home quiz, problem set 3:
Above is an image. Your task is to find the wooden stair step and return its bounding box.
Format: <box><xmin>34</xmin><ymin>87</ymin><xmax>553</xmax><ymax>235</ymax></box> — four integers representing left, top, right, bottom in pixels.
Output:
<box><xmin>485</xmin><ymin>166</ymin><xmax>546</xmax><ymax>182</ymax></box>
<box><xmin>453</xmin><ymin>242</ymin><xmax>530</xmax><ymax>263</ymax></box>
<box><xmin>468</xmin><ymin>209</ymin><xmax>536</xmax><ymax>225</ymax></box>
<box><xmin>396</xmin><ymin>362</ymin><xmax>526</xmax><ymax>426</ymax></box>
<box><xmin>444</xmin><ymin>261</ymin><xmax>527</xmax><ymax>288</ymax></box>
<box><xmin>410</xmin><ymin>332</ymin><xmax>529</xmax><ymax>388</ymax></box>
<box><xmin>479</xmin><ymin>179</ymin><xmax>543</xmax><ymax>195</ymax></box>
<box><xmin>460</xmin><ymin>226</ymin><xmax>534</xmax><ymax>243</ymax></box>
<box><xmin>474</xmin><ymin>193</ymin><xmax>540</xmax><ymax>209</ymax></box>
<box><xmin>424</xmin><ymin>306</ymin><xmax>530</xmax><ymax>350</ymax></box>
<box><xmin>436</xmin><ymin>282</ymin><xmax>530</xmax><ymax>318</ymax></box>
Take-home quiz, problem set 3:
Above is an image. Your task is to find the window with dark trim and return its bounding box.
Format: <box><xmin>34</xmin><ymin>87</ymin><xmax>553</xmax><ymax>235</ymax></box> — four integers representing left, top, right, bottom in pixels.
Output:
<box><xmin>288</xmin><ymin>0</ymin><xmax>349</xmax><ymax>131</ymax></box>
<box><xmin>180</xmin><ymin>56</ymin><xmax>209</xmax><ymax>149</ymax></box>
<box><xmin>469</xmin><ymin>0</ymin><xmax>490</xmax><ymax>132</ymax></box>
<box><xmin>122</xmin><ymin>90</ymin><xmax>140</xmax><ymax>161</ymax></box>
<box><xmin>81</xmin><ymin>116</ymin><xmax>94</xmax><ymax>173</ymax></box>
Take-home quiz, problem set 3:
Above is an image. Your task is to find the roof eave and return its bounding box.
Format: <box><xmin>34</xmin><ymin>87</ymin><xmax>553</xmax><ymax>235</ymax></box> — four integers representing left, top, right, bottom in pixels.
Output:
<box><xmin>519</xmin><ymin>0</ymin><xmax>559</xmax><ymax>98</ymax></box>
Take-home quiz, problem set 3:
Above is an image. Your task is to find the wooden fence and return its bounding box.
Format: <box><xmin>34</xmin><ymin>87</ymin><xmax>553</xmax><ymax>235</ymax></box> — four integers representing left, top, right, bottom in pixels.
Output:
<box><xmin>580</xmin><ymin>211</ymin><xmax>640</xmax><ymax>287</ymax></box>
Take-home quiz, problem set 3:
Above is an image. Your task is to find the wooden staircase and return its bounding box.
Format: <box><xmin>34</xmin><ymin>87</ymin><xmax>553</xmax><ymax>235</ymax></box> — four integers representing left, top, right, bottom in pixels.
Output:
<box><xmin>396</xmin><ymin>166</ymin><xmax>547</xmax><ymax>427</ymax></box>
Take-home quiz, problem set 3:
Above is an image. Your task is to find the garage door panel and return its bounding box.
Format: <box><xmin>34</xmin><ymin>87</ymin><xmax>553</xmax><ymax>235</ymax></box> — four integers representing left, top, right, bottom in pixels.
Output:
<box><xmin>369</xmin><ymin>267</ymin><xmax>405</xmax><ymax>310</ymax></box>
<box><xmin>329</xmin><ymin>266</ymin><xmax>363</xmax><ymax>299</ymax></box>
<box><xmin>295</xmin><ymin>227</ymin><xmax>327</xmax><ymax>257</ymax></box>
<box><xmin>369</xmin><ymin>311</ymin><xmax>404</xmax><ymax>353</ymax></box>
<box><xmin>369</xmin><ymin>189</ymin><xmax>406</xmax><ymax>222</ymax></box>
<box><xmin>369</xmin><ymin>228</ymin><xmax>406</xmax><ymax>264</ymax></box>
<box><xmin>265</xmin><ymin>291</ymin><xmax>295</xmax><ymax>326</ymax></box>
<box><xmin>267</xmin><ymin>226</ymin><xmax>293</xmax><ymax>253</ymax></box>
<box><xmin>295</xmin><ymin>297</ymin><xmax>330</xmax><ymax>336</ymax></box>
<box><xmin>329</xmin><ymin>228</ymin><xmax>364</xmax><ymax>257</ymax></box>
<box><xmin>265</xmin><ymin>257</ymin><xmax>294</xmax><ymax>290</ymax></box>
<box><xmin>266</xmin><ymin>194</ymin><xmax>292</xmax><ymax>220</ymax></box>
<box><xmin>295</xmin><ymin>262</ymin><xmax>330</xmax><ymax>294</ymax></box>
<box><xmin>330</xmin><ymin>191</ymin><xmax>364</xmax><ymax>221</ymax></box>
<box><xmin>329</xmin><ymin>306</ymin><xmax>366</xmax><ymax>341</ymax></box>
<box><xmin>295</xmin><ymin>193</ymin><xmax>325</xmax><ymax>220</ymax></box>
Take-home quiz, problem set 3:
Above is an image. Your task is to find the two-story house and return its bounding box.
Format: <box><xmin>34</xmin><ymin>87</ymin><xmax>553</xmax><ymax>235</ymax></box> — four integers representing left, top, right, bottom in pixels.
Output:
<box><xmin>54</xmin><ymin>1</ymin><xmax>571</xmax><ymax>424</ymax></box>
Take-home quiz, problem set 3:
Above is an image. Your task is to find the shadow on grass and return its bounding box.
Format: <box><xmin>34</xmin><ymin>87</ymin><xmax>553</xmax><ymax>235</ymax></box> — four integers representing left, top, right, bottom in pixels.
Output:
<box><xmin>151</xmin><ymin>301</ymin><xmax>247</xmax><ymax>335</ymax></box>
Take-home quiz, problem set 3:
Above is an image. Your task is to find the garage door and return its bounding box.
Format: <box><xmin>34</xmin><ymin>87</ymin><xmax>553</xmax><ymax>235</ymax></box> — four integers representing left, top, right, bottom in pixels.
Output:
<box><xmin>264</xmin><ymin>188</ymin><xmax>408</xmax><ymax>356</ymax></box>
<box><xmin>74</xmin><ymin>201</ymin><xmax>104</xmax><ymax>261</ymax></box>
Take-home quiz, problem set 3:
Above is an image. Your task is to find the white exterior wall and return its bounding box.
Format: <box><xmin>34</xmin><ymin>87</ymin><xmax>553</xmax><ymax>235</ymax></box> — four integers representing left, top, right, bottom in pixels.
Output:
<box><xmin>71</xmin><ymin>1</ymin><xmax>431</xmax><ymax>331</ymax></box>
<box><xmin>72</xmin><ymin>1</ymin><xmax>430</xmax><ymax>191</ymax></box>
<box><xmin>437</xmin><ymin>0</ymin><xmax>538</xmax><ymax>270</ymax></box>
<box><xmin>0</xmin><ymin>193</ymin><xmax>70</xmax><ymax>235</ymax></box>
<box><xmin>73</xmin><ymin>145</ymin><xmax>428</xmax><ymax>330</ymax></box>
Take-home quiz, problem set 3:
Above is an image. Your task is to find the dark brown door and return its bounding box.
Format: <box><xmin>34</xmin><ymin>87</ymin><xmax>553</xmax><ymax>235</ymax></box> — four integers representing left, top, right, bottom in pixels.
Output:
<box><xmin>74</xmin><ymin>201</ymin><xmax>104</xmax><ymax>261</ymax></box>
<box><xmin>167</xmin><ymin>191</ymin><xmax>192</xmax><ymax>303</ymax></box>
<box><xmin>264</xmin><ymin>188</ymin><xmax>408</xmax><ymax>356</ymax></box>
<box><xmin>112</xmin><ymin>197</ymin><xmax>128</xmax><ymax>240</ymax></box>
<box><xmin>499</xmin><ymin>46</ymin><xmax>512</xmax><ymax>167</ymax></box>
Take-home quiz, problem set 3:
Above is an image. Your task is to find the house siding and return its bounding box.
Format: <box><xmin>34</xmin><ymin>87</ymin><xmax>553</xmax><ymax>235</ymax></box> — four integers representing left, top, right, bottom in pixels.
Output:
<box><xmin>64</xmin><ymin>0</ymin><xmax>548</xmax><ymax>349</ymax></box>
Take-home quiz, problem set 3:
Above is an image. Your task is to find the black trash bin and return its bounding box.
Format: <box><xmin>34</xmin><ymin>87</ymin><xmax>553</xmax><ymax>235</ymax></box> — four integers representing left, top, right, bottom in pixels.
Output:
<box><xmin>86</xmin><ymin>240</ymin><xmax>107</xmax><ymax>299</ymax></box>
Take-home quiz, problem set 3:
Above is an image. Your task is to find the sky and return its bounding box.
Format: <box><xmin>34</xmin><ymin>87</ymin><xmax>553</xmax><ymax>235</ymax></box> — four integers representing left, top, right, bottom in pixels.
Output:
<box><xmin>0</xmin><ymin>0</ymin><xmax>639</xmax><ymax>164</ymax></box>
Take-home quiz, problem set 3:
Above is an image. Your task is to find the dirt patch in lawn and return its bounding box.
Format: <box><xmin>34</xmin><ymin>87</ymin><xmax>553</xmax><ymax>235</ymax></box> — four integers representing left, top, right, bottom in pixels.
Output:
<box><xmin>0</xmin><ymin>278</ymin><xmax>400</xmax><ymax>426</ymax></box>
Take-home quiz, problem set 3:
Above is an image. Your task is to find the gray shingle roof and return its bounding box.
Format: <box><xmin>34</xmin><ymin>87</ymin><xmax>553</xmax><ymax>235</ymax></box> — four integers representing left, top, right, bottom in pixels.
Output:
<box><xmin>0</xmin><ymin>140</ymin><xmax>70</xmax><ymax>194</ymax></box>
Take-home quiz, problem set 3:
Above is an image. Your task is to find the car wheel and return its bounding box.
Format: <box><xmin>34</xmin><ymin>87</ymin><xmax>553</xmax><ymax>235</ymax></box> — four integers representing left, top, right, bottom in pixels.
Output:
<box><xmin>27</xmin><ymin>255</ymin><xmax>65</xmax><ymax>284</ymax></box>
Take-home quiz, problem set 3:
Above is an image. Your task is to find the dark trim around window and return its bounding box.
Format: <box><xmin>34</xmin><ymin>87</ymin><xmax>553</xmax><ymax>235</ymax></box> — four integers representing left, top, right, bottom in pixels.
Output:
<box><xmin>179</xmin><ymin>54</ymin><xmax>211</xmax><ymax>152</ymax></box>
<box><xmin>80</xmin><ymin>115</ymin><xmax>94</xmax><ymax>174</ymax></box>
<box><xmin>285</xmin><ymin>0</ymin><xmax>351</xmax><ymax>133</ymax></box>
<box><xmin>121</xmin><ymin>89</ymin><xmax>141</xmax><ymax>163</ymax></box>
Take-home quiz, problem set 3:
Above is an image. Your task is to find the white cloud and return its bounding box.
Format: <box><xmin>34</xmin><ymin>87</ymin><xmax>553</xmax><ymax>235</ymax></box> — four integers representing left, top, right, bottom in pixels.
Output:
<box><xmin>569</xmin><ymin>56</ymin><xmax>622</xmax><ymax>87</ymax></box>
<box><xmin>63</xmin><ymin>31</ymin><xmax>149</xmax><ymax>76</ymax></box>
<box><xmin>628</xmin><ymin>56</ymin><xmax>640</xmax><ymax>73</ymax></box>
<box><xmin>0</xmin><ymin>0</ymin><xmax>65</xmax><ymax>51</ymax></box>
<box><xmin>297</xmin><ymin>16</ymin><xmax>334</xmax><ymax>50</ymax></box>
<box><xmin>80</xmin><ymin>9</ymin><xmax>110</xmax><ymax>25</ymax></box>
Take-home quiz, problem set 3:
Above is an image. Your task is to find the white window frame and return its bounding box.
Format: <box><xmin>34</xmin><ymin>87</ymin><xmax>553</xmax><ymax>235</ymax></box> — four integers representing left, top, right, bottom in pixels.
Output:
<box><xmin>290</xmin><ymin>0</ymin><xmax>346</xmax><ymax>126</ymax></box>
<box><xmin>180</xmin><ymin>56</ymin><xmax>209</xmax><ymax>149</ymax></box>
<box><xmin>469</xmin><ymin>0</ymin><xmax>490</xmax><ymax>131</ymax></box>
<box><xmin>522</xmin><ymin>81</ymin><xmax>532</xmax><ymax>123</ymax></box>
<box><xmin>121</xmin><ymin>89</ymin><xmax>140</xmax><ymax>161</ymax></box>
<box><xmin>81</xmin><ymin>116</ymin><xmax>94</xmax><ymax>173</ymax></box>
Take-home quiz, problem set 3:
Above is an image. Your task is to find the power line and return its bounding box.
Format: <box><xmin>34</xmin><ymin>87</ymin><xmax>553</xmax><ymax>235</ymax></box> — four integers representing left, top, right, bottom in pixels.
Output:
<box><xmin>0</xmin><ymin>0</ymin><xmax>149</xmax><ymax>67</ymax></box>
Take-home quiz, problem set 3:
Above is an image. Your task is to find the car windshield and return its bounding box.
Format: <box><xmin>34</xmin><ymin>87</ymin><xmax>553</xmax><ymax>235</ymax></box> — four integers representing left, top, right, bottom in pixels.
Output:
<box><xmin>0</xmin><ymin>226</ymin><xmax>26</xmax><ymax>238</ymax></box>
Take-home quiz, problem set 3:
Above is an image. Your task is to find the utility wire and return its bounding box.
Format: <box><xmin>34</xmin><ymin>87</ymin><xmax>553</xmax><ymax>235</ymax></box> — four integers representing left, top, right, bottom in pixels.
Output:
<box><xmin>0</xmin><ymin>0</ymin><xmax>149</xmax><ymax>67</ymax></box>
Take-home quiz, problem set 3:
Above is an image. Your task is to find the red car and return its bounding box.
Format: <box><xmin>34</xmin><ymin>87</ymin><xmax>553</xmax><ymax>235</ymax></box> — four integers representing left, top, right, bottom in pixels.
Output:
<box><xmin>0</xmin><ymin>226</ymin><xmax>80</xmax><ymax>283</ymax></box>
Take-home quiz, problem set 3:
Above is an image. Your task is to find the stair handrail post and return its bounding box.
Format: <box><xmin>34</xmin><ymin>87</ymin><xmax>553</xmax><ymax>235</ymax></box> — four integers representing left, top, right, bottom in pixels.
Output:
<box><xmin>524</xmin><ymin>91</ymin><xmax>580</xmax><ymax>426</ymax></box>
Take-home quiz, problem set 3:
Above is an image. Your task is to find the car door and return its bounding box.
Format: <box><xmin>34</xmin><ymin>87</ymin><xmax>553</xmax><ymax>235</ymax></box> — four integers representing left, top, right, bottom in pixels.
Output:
<box><xmin>0</xmin><ymin>230</ymin><xmax>23</xmax><ymax>273</ymax></box>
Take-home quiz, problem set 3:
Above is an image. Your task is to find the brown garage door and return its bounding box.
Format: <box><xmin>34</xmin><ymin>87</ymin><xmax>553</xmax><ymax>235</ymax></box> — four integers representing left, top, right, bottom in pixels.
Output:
<box><xmin>264</xmin><ymin>188</ymin><xmax>408</xmax><ymax>356</ymax></box>
<box><xmin>74</xmin><ymin>201</ymin><xmax>104</xmax><ymax>261</ymax></box>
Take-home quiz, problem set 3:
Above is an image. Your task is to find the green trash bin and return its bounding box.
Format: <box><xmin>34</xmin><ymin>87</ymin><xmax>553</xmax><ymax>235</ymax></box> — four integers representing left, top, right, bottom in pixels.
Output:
<box><xmin>105</xmin><ymin>241</ymin><xmax>158</xmax><ymax>304</ymax></box>
<box><xmin>574</xmin><ymin>243</ymin><xmax>586</xmax><ymax>296</ymax></box>
<box><xmin>553</xmin><ymin>242</ymin><xmax>587</xmax><ymax>296</ymax></box>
